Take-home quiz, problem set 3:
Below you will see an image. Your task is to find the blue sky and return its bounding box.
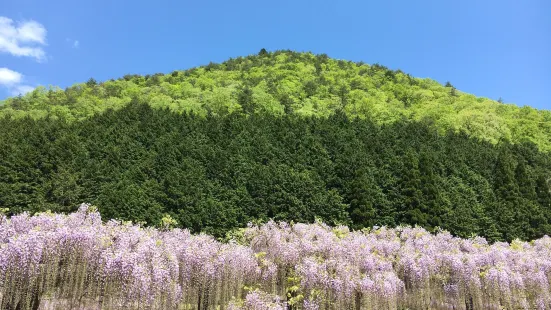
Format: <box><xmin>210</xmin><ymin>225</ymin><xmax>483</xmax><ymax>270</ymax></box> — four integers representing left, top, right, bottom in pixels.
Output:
<box><xmin>0</xmin><ymin>0</ymin><xmax>549</xmax><ymax>110</ymax></box>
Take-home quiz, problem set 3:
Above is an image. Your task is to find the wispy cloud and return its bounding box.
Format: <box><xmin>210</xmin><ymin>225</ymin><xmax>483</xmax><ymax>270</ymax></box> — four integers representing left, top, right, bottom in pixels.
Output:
<box><xmin>0</xmin><ymin>16</ymin><xmax>47</xmax><ymax>61</ymax></box>
<box><xmin>0</xmin><ymin>67</ymin><xmax>34</xmax><ymax>96</ymax></box>
<box><xmin>66</xmin><ymin>38</ymin><xmax>79</xmax><ymax>49</ymax></box>
<box><xmin>10</xmin><ymin>84</ymin><xmax>34</xmax><ymax>96</ymax></box>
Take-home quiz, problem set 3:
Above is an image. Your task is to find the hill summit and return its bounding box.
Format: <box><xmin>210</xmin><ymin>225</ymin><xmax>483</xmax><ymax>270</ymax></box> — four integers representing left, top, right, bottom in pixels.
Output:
<box><xmin>1</xmin><ymin>50</ymin><xmax>550</xmax><ymax>151</ymax></box>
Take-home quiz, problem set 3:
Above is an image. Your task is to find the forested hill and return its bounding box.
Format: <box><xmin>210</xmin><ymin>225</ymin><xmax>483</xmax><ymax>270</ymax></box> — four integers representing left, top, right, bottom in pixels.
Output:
<box><xmin>1</xmin><ymin>50</ymin><xmax>550</xmax><ymax>151</ymax></box>
<box><xmin>1</xmin><ymin>50</ymin><xmax>551</xmax><ymax>242</ymax></box>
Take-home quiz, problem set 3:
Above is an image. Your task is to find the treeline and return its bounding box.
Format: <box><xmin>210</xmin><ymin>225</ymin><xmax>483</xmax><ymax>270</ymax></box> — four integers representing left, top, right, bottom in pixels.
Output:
<box><xmin>1</xmin><ymin>103</ymin><xmax>550</xmax><ymax>241</ymax></box>
<box><xmin>1</xmin><ymin>50</ymin><xmax>551</xmax><ymax>151</ymax></box>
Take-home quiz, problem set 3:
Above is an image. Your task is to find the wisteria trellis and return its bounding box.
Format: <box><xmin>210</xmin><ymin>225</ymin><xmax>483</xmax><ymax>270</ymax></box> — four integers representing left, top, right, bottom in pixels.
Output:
<box><xmin>1</xmin><ymin>204</ymin><xmax>551</xmax><ymax>309</ymax></box>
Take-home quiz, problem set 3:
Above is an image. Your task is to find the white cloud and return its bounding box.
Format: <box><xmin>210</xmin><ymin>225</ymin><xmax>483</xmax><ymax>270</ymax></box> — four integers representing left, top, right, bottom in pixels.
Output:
<box><xmin>0</xmin><ymin>16</ymin><xmax>47</xmax><ymax>61</ymax></box>
<box><xmin>10</xmin><ymin>84</ymin><xmax>34</xmax><ymax>96</ymax></box>
<box><xmin>0</xmin><ymin>67</ymin><xmax>22</xmax><ymax>86</ymax></box>
<box><xmin>73</xmin><ymin>40</ymin><xmax>79</xmax><ymax>48</ymax></box>
<box><xmin>0</xmin><ymin>67</ymin><xmax>34</xmax><ymax>96</ymax></box>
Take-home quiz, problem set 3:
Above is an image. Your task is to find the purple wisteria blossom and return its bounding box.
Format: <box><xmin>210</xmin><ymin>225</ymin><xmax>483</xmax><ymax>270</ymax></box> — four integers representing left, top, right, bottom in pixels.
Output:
<box><xmin>2</xmin><ymin>205</ymin><xmax>551</xmax><ymax>309</ymax></box>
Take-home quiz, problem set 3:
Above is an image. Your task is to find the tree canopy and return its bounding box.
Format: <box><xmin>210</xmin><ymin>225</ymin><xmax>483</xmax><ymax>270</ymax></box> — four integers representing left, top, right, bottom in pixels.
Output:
<box><xmin>1</xmin><ymin>50</ymin><xmax>550</xmax><ymax>151</ymax></box>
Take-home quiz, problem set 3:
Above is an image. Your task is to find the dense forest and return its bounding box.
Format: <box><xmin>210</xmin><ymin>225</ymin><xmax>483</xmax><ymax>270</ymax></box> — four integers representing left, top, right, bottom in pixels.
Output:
<box><xmin>1</xmin><ymin>102</ymin><xmax>550</xmax><ymax>241</ymax></box>
<box><xmin>0</xmin><ymin>50</ymin><xmax>550</xmax><ymax>242</ymax></box>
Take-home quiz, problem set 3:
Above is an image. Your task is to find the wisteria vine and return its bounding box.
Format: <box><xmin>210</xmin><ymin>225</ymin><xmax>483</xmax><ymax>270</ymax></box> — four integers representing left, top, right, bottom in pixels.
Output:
<box><xmin>1</xmin><ymin>204</ymin><xmax>551</xmax><ymax>309</ymax></box>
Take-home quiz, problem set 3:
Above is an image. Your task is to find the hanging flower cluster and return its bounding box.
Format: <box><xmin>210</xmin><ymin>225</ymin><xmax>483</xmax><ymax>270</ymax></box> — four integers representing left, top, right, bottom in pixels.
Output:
<box><xmin>2</xmin><ymin>205</ymin><xmax>551</xmax><ymax>309</ymax></box>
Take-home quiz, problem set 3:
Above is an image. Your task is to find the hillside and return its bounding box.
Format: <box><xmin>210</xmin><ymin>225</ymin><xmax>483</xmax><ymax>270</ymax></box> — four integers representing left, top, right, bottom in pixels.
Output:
<box><xmin>1</xmin><ymin>50</ymin><xmax>550</xmax><ymax>151</ymax></box>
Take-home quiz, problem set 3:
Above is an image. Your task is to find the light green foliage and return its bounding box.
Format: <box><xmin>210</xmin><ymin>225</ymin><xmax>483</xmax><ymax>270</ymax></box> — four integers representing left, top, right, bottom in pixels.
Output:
<box><xmin>160</xmin><ymin>213</ymin><xmax>178</xmax><ymax>230</ymax></box>
<box><xmin>252</xmin><ymin>81</ymin><xmax>284</xmax><ymax>115</ymax></box>
<box><xmin>0</xmin><ymin>50</ymin><xmax>549</xmax><ymax>151</ymax></box>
